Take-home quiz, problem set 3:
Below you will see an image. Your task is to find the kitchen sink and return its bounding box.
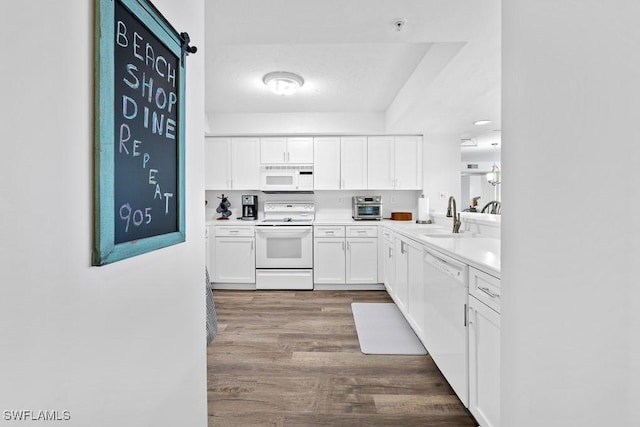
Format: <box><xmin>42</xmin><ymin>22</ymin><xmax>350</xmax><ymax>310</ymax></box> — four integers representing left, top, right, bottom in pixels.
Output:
<box><xmin>421</xmin><ymin>232</ymin><xmax>477</xmax><ymax>238</ymax></box>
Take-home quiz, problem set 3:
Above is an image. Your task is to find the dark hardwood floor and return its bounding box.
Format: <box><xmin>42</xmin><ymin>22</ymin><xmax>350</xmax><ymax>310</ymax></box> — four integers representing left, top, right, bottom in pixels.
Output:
<box><xmin>207</xmin><ymin>290</ymin><xmax>477</xmax><ymax>427</ymax></box>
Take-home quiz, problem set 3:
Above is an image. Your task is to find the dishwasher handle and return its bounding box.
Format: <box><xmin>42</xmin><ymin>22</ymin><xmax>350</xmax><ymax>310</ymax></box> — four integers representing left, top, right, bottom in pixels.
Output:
<box><xmin>423</xmin><ymin>250</ymin><xmax>466</xmax><ymax>283</ymax></box>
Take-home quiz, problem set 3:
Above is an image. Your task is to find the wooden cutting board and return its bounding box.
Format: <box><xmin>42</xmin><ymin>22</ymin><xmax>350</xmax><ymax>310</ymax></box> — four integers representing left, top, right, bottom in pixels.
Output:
<box><xmin>391</xmin><ymin>212</ymin><xmax>412</xmax><ymax>221</ymax></box>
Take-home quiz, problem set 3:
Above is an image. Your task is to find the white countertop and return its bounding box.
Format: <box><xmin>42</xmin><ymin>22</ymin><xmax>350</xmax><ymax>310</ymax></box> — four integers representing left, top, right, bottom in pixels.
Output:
<box><xmin>380</xmin><ymin>220</ymin><xmax>501</xmax><ymax>277</ymax></box>
<box><xmin>208</xmin><ymin>216</ymin><xmax>501</xmax><ymax>277</ymax></box>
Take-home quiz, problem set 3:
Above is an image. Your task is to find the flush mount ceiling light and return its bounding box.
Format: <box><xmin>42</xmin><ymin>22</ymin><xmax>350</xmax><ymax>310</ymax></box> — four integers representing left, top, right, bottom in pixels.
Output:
<box><xmin>474</xmin><ymin>119</ymin><xmax>492</xmax><ymax>126</ymax></box>
<box><xmin>263</xmin><ymin>71</ymin><xmax>304</xmax><ymax>96</ymax></box>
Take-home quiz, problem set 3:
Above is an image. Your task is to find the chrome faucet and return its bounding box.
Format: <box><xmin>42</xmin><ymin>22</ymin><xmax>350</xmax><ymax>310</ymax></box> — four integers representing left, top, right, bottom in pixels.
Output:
<box><xmin>447</xmin><ymin>196</ymin><xmax>462</xmax><ymax>233</ymax></box>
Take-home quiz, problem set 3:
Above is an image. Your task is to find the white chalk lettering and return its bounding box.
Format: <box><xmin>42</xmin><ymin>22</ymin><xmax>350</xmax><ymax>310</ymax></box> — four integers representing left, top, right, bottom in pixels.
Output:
<box><xmin>165</xmin><ymin>118</ymin><xmax>176</xmax><ymax>140</ymax></box>
<box><xmin>143</xmin><ymin>153</ymin><xmax>150</xmax><ymax>168</ymax></box>
<box><xmin>124</xmin><ymin>63</ymin><xmax>139</xmax><ymax>89</ymax></box>
<box><xmin>119</xmin><ymin>203</ymin><xmax>152</xmax><ymax>233</ymax></box>
<box><xmin>122</xmin><ymin>95</ymin><xmax>137</xmax><ymax>119</ymax></box>
<box><xmin>168</xmin><ymin>64</ymin><xmax>176</xmax><ymax>88</ymax></box>
<box><xmin>154</xmin><ymin>184</ymin><xmax>162</xmax><ymax>199</ymax></box>
<box><xmin>156</xmin><ymin>55</ymin><xmax>167</xmax><ymax>78</ymax></box>
<box><xmin>132</xmin><ymin>209</ymin><xmax>144</xmax><ymax>226</ymax></box>
<box><xmin>116</xmin><ymin>21</ymin><xmax>128</xmax><ymax>47</ymax></box>
<box><xmin>118</xmin><ymin>124</ymin><xmax>130</xmax><ymax>155</ymax></box>
<box><xmin>142</xmin><ymin>73</ymin><xmax>154</xmax><ymax>103</ymax></box>
<box><xmin>119</xmin><ymin>203</ymin><xmax>132</xmax><ymax>233</ymax></box>
<box><xmin>133</xmin><ymin>139</ymin><xmax>142</xmax><ymax>156</ymax></box>
<box><xmin>168</xmin><ymin>92</ymin><xmax>177</xmax><ymax>113</ymax></box>
<box><xmin>152</xmin><ymin>111</ymin><xmax>164</xmax><ymax>135</ymax></box>
<box><xmin>164</xmin><ymin>193</ymin><xmax>174</xmax><ymax>214</ymax></box>
<box><xmin>155</xmin><ymin>87</ymin><xmax>167</xmax><ymax>110</ymax></box>
<box><xmin>133</xmin><ymin>32</ymin><xmax>143</xmax><ymax>60</ymax></box>
<box><xmin>145</xmin><ymin>44</ymin><xmax>155</xmax><ymax>69</ymax></box>
<box><xmin>148</xmin><ymin>169</ymin><xmax>158</xmax><ymax>185</ymax></box>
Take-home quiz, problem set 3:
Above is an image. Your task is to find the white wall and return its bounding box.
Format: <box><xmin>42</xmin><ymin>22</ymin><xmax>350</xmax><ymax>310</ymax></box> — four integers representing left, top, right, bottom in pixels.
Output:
<box><xmin>0</xmin><ymin>1</ymin><xmax>207</xmax><ymax>426</ymax></box>
<box><xmin>207</xmin><ymin>112</ymin><xmax>385</xmax><ymax>135</ymax></box>
<box><xmin>421</xmin><ymin>134</ymin><xmax>461</xmax><ymax>215</ymax></box>
<box><xmin>502</xmin><ymin>1</ymin><xmax>640</xmax><ymax>426</ymax></box>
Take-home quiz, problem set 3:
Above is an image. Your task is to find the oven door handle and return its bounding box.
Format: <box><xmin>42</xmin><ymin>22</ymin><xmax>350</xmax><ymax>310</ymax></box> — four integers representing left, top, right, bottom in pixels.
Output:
<box><xmin>256</xmin><ymin>227</ymin><xmax>312</xmax><ymax>235</ymax></box>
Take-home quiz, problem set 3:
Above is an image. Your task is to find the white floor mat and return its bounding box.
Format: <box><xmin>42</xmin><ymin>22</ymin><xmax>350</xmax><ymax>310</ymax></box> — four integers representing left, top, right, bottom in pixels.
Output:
<box><xmin>351</xmin><ymin>303</ymin><xmax>427</xmax><ymax>355</ymax></box>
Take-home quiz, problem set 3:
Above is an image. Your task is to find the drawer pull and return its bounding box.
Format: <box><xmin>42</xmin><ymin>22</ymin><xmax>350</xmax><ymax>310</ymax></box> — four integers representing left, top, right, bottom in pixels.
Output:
<box><xmin>478</xmin><ymin>286</ymin><xmax>500</xmax><ymax>299</ymax></box>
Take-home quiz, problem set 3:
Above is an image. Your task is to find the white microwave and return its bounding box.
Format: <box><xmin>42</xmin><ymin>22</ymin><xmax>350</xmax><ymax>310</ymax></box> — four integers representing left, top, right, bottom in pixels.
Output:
<box><xmin>259</xmin><ymin>165</ymin><xmax>314</xmax><ymax>193</ymax></box>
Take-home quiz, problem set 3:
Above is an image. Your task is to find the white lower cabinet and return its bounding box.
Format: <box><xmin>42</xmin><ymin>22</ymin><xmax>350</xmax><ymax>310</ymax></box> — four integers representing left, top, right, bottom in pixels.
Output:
<box><xmin>382</xmin><ymin>229</ymin><xmax>395</xmax><ymax>295</ymax></box>
<box><xmin>394</xmin><ymin>236</ymin><xmax>409</xmax><ymax>312</ymax></box>
<box><xmin>345</xmin><ymin>226</ymin><xmax>378</xmax><ymax>284</ymax></box>
<box><xmin>468</xmin><ymin>267</ymin><xmax>501</xmax><ymax>427</ymax></box>
<box><xmin>213</xmin><ymin>225</ymin><xmax>255</xmax><ymax>284</ymax></box>
<box><xmin>345</xmin><ymin>237</ymin><xmax>378</xmax><ymax>283</ymax></box>
<box><xmin>314</xmin><ymin>225</ymin><xmax>378</xmax><ymax>285</ymax></box>
<box><xmin>314</xmin><ymin>226</ymin><xmax>346</xmax><ymax>284</ymax></box>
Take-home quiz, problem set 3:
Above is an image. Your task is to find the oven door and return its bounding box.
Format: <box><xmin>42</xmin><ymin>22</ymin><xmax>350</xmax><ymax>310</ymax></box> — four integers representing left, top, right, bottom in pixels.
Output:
<box><xmin>255</xmin><ymin>226</ymin><xmax>313</xmax><ymax>268</ymax></box>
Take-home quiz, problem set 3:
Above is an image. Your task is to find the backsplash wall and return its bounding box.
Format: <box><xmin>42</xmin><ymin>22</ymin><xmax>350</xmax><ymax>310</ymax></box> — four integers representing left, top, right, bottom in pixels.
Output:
<box><xmin>205</xmin><ymin>190</ymin><xmax>423</xmax><ymax>221</ymax></box>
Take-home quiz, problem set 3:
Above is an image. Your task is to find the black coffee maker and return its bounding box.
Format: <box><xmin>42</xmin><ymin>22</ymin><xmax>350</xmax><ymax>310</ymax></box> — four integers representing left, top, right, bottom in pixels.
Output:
<box><xmin>241</xmin><ymin>195</ymin><xmax>258</xmax><ymax>220</ymax></box>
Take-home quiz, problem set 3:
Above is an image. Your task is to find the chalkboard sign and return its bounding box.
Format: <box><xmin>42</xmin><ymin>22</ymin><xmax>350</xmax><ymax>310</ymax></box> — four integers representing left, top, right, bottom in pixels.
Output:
<box><xmin>93</xmin><ymin>0</ymin><xmax>190</xmax><ymax>265</ymax></box>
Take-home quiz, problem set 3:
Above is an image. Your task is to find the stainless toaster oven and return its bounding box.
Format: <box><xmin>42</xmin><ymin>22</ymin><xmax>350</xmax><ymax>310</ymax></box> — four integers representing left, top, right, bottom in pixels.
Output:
<box><xmin>352</xmin><ymin>196</ymin><xmax>382</xmax><ymax>220</ymax></box>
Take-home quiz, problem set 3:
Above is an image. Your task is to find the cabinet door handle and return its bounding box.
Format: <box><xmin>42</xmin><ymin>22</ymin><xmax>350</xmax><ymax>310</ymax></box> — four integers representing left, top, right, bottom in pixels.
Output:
<box><xmin>464</xmin><ymin>303</ymin><xmax>468</xmax><ymax>327</ymax></box>
<box><xmin>229</xmin><ymin>230</ymin><xmax>239</xmax><ymax>234</ymax></box>
<box><xmin>347</xmin><ymin>241</ymin><xmax>351</xmax><ymax>251</ymax></box>
<box><xmin>478</xmin><ymin>286</ymin><xmax>500</xmax><ymax>299</ymax></box>
<box><xmin>251</xmin><ymin>240</ymin><xmax>254</xmax><ymax>251</ymax></box>
<box><xmin>342</xmin><ymin>241</ymin><xmax>345</xmax><ymax>251</ymax></box>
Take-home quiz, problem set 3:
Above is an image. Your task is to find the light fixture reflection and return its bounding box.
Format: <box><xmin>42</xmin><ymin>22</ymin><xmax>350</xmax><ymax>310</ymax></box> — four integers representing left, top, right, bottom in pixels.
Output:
<box><xmin>263</xmin><ymin>71</ymin><xmax>304</xmax><ymax>96</ymax></box>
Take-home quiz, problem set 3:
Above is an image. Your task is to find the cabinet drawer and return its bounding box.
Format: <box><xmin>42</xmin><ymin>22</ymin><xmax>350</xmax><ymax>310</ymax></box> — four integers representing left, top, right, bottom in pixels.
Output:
<box><xmin>346</xmin><ymin>225</ymin><xmax>378</xmax><ymax>238</ymax></box>
<box><xmin>381</xmin><ymin>227</ymin><xmax>394</xmax><ymax>244</ymax></box>
<box><xmin>314</xmin><ymin>225</ymin><xmax>345</xmax><ymax>238</ymax></box>
<box><xmin>215</xmin><ymin>225</ymin><xmax>255</xmax><ymax>237</ymax></box>
<box><xmin>469</xmin><ymin>267</ymin><xmax>501</xmax><ymax>313</ymax></box>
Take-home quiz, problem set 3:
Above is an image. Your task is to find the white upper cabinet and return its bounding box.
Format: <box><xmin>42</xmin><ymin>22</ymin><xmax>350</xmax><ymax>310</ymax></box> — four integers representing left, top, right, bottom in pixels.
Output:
<box><xmin>260</xmin><ymin>137</ymin><xmax>287</xmax><ymax>164</ymax></box>
<box><xmin>287</xmin><ymin>137</ymin><xmax>314</xmax><ymax>163</ymax></box>
<box><xmin>313</xmin><ymin>137</ymin><xmax>341</xmax><ymax>190</ymax></box>
<box><xmin>205</xmin><ymin>137</ymin><xmax>231</xmax><ymax>190</ymax></box>
<box><xmin>340</xmin><ymin>136</ymin><xmax>368</xmax><ymax>190</ymax></box>
<box><xmin>314</xmin><ymin>136</ymin><xmax>367</xmax><ymax>190</ymax></box>
<box><xmin>205</xmin><ymin>137</ymin><xmax>259</xmax><ymax>190</ymax></box>
<box><xmin>231</xmin><ymin>137</ymin><xmax>260</xmax><ymax>189</ymax></box>
<box><xmin>394</xmin><ymin>135</ymin><xmax>422</xmax><ymax>189</ymax></box>
<box><xmin>260</xmin><ymin>136</ymin><xmax>313</xmax><ymax>164</ymax></box>
<box><xmin>367</xmin><ymin>136</ymin><xmax>395</xmax><ymax>189</ymax></box>
<box><xmin>367</xmin><ymin>135</ymin><xmax>422</xmax><ymax>190</ymax></box>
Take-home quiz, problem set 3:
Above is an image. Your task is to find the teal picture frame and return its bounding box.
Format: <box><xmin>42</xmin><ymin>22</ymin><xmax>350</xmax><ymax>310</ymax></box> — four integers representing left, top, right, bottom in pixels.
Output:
<box><xmin>93</xmin><ymin>0</ymin><xmax>186</xmax><ymax>266</ymax></box>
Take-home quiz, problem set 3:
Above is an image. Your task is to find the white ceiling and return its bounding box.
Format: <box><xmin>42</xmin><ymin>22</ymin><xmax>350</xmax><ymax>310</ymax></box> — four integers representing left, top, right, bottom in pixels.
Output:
<box><xmin>204</xmin><ymin>0</ymin><xmax>501</xmax><ymax>138</ymax></box>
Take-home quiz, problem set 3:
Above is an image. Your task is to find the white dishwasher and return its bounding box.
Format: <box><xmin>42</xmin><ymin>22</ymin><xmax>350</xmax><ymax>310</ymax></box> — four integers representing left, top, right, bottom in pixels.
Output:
<box><xmin>422</xmin><ymin>247</ymin><xmax>469</xmax><ymax>407</ymax></box>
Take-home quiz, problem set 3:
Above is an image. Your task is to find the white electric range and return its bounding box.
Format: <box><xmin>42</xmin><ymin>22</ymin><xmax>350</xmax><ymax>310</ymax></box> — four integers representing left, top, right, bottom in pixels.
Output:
<box><xmin>255</xmin><ymin>202</ymin><xmax>315</xmax><ymax>290</ymax></box>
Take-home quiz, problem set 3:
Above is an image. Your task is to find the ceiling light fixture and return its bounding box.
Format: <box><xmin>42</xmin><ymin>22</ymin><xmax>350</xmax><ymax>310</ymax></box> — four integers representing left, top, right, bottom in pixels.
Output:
<box><xmin>486</xmin><ymin>142</ymin><xmax>501</xmax><ymax>186</ymax></box>
<box><xmin>474</xmin><ymin>119</ymin><xmax>492</xmax><ymax>126</ymax></box>
<box><xmin>263</xmin><ymin>71</ymin><xmax>304</xmax><ymax>96</ymax></box>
